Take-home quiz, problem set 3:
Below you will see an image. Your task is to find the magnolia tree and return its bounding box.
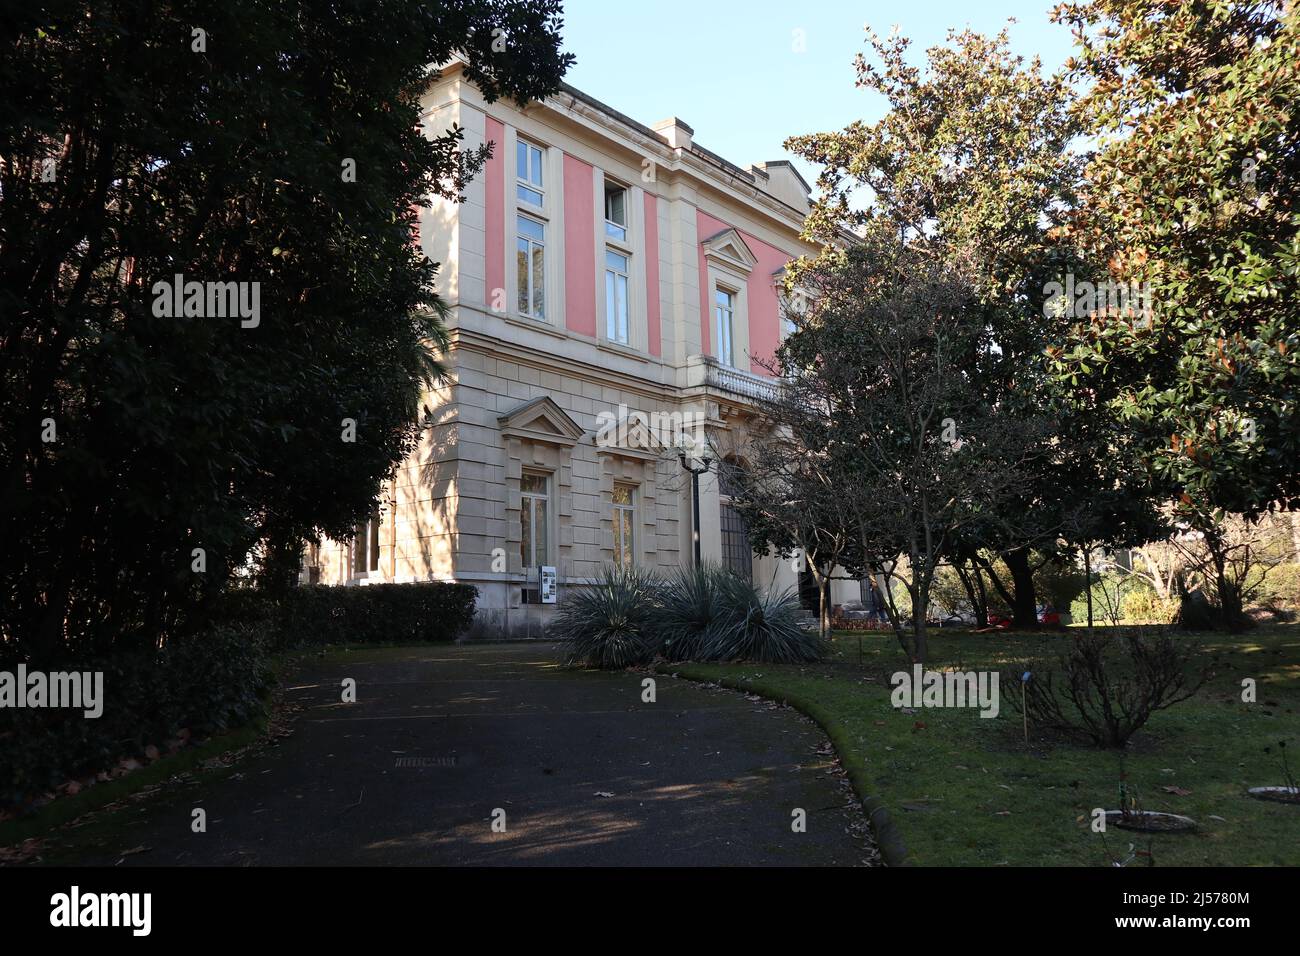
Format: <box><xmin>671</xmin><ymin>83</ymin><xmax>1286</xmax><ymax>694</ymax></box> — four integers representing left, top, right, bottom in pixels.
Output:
<box><xmin>756</xmin><ymin>237</ymin><xmax>1044</xmax><ymax>664</ymax></box>
<box><xmin>0</xmin><ymin>2</ymin><xmax>572</xmax><ymax>662</ymax></box>
<box><xmin>786</xmin><ymin>24</ymin><xmax>1157</xmax><ymax>628</ymax></box>
<box><xmin>1050</xmin><ymin>0</ymin><xmax>1300</xmax><ymax>628</ymax></box>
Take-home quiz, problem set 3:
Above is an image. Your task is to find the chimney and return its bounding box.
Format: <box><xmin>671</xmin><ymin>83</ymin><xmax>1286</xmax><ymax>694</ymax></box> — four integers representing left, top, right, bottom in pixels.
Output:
<box><xmin>652</xmin><ymin>117</ymin><xmax>694</xmax><ymax>151</ymax></box>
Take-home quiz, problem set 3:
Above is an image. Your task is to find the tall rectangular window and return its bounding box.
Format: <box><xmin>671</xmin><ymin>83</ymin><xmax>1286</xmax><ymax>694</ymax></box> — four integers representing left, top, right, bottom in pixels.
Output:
<box><xmin>612</xmin><ymin>483</ymin><xmax>636</xmax><ymax>568</ymax></box>
<box><xmin>715</xmin><ymin>287</ymin><xmax>735</xmax><ymax>367</ymax></box>
<box><xmin>516</xmin><ymin>214</ymin><xmax>546</xmax><ymax>319</ymax></box>
<box><xmin>605</xmin><ymin>250</ymin><xmax>629</xmax><ymax>343</ymax></box>
<box><xmin>604</xmin><ymin>183</ymin><xmax>627</xmax><ymax>241</ymax></box>
<box><xmin>352</xmin><ymin>514</ymin><xmax>381</xmax><ymax>575</ymax></box>
<box><xmin>517</xmin><ymin>141</ymin><xmax>544</xmax><ymax>207</ymax></box>
<box><xmin>520</xmin><ymin>472</ymin><xmax>550</xmax><ymax>568</ymax></box>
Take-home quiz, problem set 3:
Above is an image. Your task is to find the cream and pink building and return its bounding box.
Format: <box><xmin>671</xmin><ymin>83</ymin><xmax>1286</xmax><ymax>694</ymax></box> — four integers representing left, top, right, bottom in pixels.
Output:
<box><xmin>307</xmin><ymin>62</ymin><xmax>863</xmax><ymax>636</ymax></box>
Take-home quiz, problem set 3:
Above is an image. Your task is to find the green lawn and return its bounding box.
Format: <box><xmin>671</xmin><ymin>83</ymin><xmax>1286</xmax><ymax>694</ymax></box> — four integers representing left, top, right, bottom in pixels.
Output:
<box><xmin>662</xmin><ymin>625</ymin><xmax>1300</xmax><ymax>866</ymax></box>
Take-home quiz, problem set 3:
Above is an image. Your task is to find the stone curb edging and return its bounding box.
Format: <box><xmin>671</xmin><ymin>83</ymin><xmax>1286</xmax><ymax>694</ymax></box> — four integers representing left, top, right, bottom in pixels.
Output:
<box><xmin>654</xmin><ymin>663</ymin><xmax>911</xmax><ymax>867</ymax></box>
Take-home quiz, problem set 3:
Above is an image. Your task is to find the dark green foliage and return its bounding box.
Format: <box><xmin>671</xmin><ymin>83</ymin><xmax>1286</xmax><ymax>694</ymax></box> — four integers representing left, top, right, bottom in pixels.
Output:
<box><xmin>0</xmin><ymin>581</ymin><xmax>474</xmax><ymax>810</ymax></box>
<box><xmin>694</xmin><ymin>572</ymin><xmax>826</xmax><ymax>664</ymax></box>
<box><xmin>215</xmin><ymin>582</ymin><xmax>478</xmax><ymax>647</ymax></box>
<box><xmin>0</xmin><ymin>2</ymin><xmax>570</xmax><ymax>664</ymax></box>
<box><xmin>556</xmin><ymin>564</ymin><xmax>827</xmax><ymax>668</ymax></box>
<box><xmin>551</xmin><ymin>566</ymin><xmax>663</xmax><ymax>669</ymax></box>
<box><xmin>1178</xmin><ymin>592</ymin><xmax>1219</xmax><ymax>632</ymax></box>
<box><xmin>1050</xmin><ymin>4</ymin><xmax>1300</xmax><ymax>630</ymax></box>
<box><xmin>0</xmin><ymin>624</ymin><xmax>272</xmax><ymax>809</ymax></box>
<box><xmin>656</xmin><ymin>564</ymin><xmax>725</xmax><ymax>661</ymax></box>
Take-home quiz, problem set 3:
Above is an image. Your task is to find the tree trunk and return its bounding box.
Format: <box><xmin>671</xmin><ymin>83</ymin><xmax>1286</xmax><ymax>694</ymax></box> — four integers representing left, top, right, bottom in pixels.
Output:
<box><xmin>1084</xmin><ymin>546</ymin><xmax>1094</xmax><ymax>630</ymax></box>
<box><xmin>975</xmin><ymin>553</ymin><xmax>1016</xmax><ymax>616</ymax></box>
<box><xmin>1208</xmin><ymin>543</ymin><xmax>1246</xmax><ymax>632</ymax></box>
<box><xmin>1004</xmin><ymin>547</ymin><xmax>1039</xmax><ymax>627</ymax></box>
<box><xmin>909</xmin><ymin>565</ymin><xmax>933</xmax><ymax>665</ymax></box>
<box><xmin>954</xmin><ymin>559</ymin><xmax>989</xmax><ymax>627</ymax></box>
<box><xmin>913</xmin><ymin>580</ymin><xmax>930</xmax><ymax>665</ymax></box>
<box><xmin>973</xmin><ymin>565</ymin><xmax>990</xmax><ymax>627</ymax></box>
<box><xmin>817</xmin><ymin>570</ymin><xmax>832</xmax><ymax>642</ymax></box>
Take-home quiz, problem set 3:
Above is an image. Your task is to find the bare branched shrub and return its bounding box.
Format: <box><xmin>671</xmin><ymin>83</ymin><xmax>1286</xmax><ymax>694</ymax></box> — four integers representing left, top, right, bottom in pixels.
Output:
<box><xmin>1006</xmin><ymin>630</ymin><xmax>1208</xmax><ymax>747</ymax></box>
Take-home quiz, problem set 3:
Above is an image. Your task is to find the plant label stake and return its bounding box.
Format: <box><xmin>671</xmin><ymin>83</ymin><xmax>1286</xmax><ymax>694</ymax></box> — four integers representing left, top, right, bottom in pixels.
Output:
<box><xmin>1021</xmin><ymin>671</ymin><xmax>1031</xmax><ymax>744</ymax></box>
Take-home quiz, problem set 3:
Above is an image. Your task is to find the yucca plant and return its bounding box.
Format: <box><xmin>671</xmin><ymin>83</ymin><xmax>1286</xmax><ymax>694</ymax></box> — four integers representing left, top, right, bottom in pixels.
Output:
<box><xmin>656</xmin><ymin>564</ymin><xmax>726</xmax><ymax>661</ymax></box>
<box><xmin>550</xmin><ymin>565</ymin><xmax>663</xmax><ymax>669</ymax></box>
<box><xmin>696</xmin><ymin>571</ymin><xmax>827</xmax><ymax>663</ymax></box>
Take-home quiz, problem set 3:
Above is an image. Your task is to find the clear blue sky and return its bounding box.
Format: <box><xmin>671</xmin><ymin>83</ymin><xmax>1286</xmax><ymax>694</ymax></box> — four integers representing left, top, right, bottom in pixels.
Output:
<box><xmin>557</xmin><ymin>0</ymin><xmax>1075</xmax><ymax>192</ymax></box>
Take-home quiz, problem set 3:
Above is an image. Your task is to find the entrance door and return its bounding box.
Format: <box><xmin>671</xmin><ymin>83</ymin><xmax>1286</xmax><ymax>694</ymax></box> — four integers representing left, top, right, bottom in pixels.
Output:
<box><xmin>798</xmin><ymin>558</ymin><xmax>818</xmax><ymax>611</ymax></box>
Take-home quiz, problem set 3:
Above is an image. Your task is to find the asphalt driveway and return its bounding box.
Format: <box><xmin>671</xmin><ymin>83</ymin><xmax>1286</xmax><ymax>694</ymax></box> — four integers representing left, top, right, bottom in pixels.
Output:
<box><xmin>46</xmin><ymin>643</ymin><xmax>875</xmax><ymax>866</ymax></box>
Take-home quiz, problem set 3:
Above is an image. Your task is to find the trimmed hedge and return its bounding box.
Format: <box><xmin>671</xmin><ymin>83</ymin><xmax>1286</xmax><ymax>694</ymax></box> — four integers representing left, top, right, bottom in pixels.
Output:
<box><xmin>1</xmin><ymin>582</ymin><xmax>476</xmax><ymax>813</ymax></box>
<box><xmin>215</xmin><ymin>582</ymin><xmax>478</xmax><ymax>647</ymax></box>
<box><xmin>0</xmin><ymin>624</ymin><xmax>272</xmax><ymax>808</ymax></box>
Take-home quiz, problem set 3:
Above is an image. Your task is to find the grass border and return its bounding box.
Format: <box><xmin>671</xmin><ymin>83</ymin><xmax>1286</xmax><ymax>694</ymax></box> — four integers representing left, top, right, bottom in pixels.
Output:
<box><xmin>0</xmin><ymin>643</ymin><xmax>481</xmax><ymax>849</ymax></box>
<box><xmin>0</xmin><ymin>710</ymin><xmax>268</xmax><ymax>848</ymax></box>
<box><xmin>0</xmin><ymin>645</ymin><xmax>315</xmax><ymax>849</ymax></box>
<box><xmin>656</xmin><ymin>661</ymin><xmax>911</xmax><ymax>866</ymax></box>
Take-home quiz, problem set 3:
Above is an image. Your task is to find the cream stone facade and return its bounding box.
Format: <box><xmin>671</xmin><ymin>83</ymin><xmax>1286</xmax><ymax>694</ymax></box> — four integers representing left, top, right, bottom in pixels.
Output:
<box><xmin>306</xmin><ymin>63</ymin><xmax>874</xmax><ymax>636</ymax></box>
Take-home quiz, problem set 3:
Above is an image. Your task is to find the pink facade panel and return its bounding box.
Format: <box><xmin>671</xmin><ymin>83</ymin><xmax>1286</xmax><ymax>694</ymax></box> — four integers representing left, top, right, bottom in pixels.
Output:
<box><xmin>564</xmin><ymin>155</ymin><xmax>596</xmax><ymax>336</ymax></box>
<box><xmin>696</xmin><ymin>210</ymin><xmax>791</xmax><ymax>374</ymax></box>
<box><xmin>740</xmin><ymin>229</ymin><xmax>788</xmax><ymax>373</ymax></box>
<box><xmin>644</xmin><ymin>191</ymin><xmax>661</xmax><ymax>357</ymax></box>
<box><xmin>484</xmin><ymin>117</ymin><xmax>505</xmax><ymax>309</ymax></box>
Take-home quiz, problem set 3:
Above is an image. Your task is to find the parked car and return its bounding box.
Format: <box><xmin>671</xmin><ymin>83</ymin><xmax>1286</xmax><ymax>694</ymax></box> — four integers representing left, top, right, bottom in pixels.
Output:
<box><xmin>938</xmin><ymin>612</ymin><xmax>972</xmax><ymax>627</ymax></box>
<box><xmin>1038</xmin><ymin>604</ymin><xmax>1062</xmax><ymax>627</ymax></box>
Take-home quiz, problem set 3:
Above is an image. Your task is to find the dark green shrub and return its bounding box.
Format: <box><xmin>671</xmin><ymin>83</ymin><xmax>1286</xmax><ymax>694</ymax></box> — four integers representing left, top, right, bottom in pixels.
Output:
<box><xmin>163</xmin><ymin>625</ymin><xmax>273</xmax><ymax>734</ymax></box>
<box><xmin>696</xmin><ymin>572</ymin><xmax>826</xmax><ymax>663</ymax></box>
<box><xmin>550</xmin><ymin>566</ymin><xmax>662</xmax><ymax>669</ymax></box>
<box><xmin>549</xmin><ymin>565</ymin><xmax>826</xmax><ymax>667</ymax></box>
<box><xmin>1</xmin><ymin>583</ymin><xmax>474</xmax><ymax>811</ymax></box>
<box><xmin>214</xmin><ymin>581</ymin><xmax>477</xmax><ymax>647</ymax></box>
<box><xmin>0</xmin><ymin>624</ymin><xmax>271</xmax><ymax>809</ymax></box>
<box><xmin>657</xmin><ymin>564</ymin><xmax>725</xmax><ymax>661</ymax></box>
<box><xmin>1178</xmin><ymin>589</ymin><xmax>1219</xmax><ymax>630</ymax></box>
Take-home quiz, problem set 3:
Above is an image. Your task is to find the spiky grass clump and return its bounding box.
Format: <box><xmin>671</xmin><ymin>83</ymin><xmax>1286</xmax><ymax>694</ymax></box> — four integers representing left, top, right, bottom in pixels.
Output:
<box><xmin>550</xmin><ymin>565</ymin><xmax>663</xmax><ymax>669</ymax></box>
<box><xmin>695</xmin><ymin>572</ymin><xmax>827</xmax><ymax>663</ymax></box>
<box><xmin>656</xmin><ymin>564</ymin><xmax>726</xmax><ymax>662</ymax></box>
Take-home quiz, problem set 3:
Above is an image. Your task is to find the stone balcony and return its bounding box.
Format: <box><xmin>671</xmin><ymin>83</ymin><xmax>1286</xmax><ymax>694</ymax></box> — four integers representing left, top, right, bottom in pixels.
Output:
<box><xmin>684</xmin><ymin>354</ymin><xmax>780</xmax><ymax>404</ymax></box>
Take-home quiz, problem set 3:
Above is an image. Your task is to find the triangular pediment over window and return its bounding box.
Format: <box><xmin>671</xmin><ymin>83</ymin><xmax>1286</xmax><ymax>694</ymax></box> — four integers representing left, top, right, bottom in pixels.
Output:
<box><xmin>497</xmin><ymin>396</ymin><xmax>586</xmax><ymax>447</ymax></box>
<box><xmin>701</xmin><ymin>227</ymin><xmax>758</xmax><ymax>275</ymax></box>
